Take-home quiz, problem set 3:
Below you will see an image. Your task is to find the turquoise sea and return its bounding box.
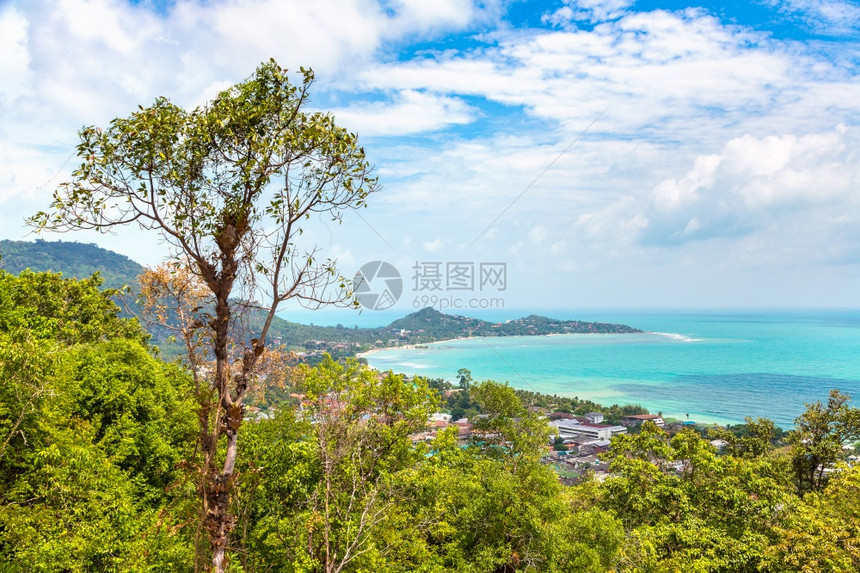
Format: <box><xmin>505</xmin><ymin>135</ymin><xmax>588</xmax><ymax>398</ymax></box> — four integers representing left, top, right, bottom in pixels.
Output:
<box><xmin>361</xmin><ymin>310</ymin><xmax>860</xmax><ymax>428</ymax></box>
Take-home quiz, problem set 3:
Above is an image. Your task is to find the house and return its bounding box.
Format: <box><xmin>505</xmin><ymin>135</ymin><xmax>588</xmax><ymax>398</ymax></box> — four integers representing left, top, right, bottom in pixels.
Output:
<box><xmin>710</xmin><ymin>439</ymin><xmax>729</xmax><ymax>452</ymax></box>
<box><xmin>453</xmin><ymin>420</ymin><xmax>473</xmax><ymax>440</ymax></box>
<box><xmin>578</xmin><ymin>439</ymin><xmax>612</xmax><ymax>456</ymax></box>
<box><xmin>411</xmin><ymin>431</ymin><xmax>437</xmax><ymax>443</ymax></box>
<box><xmin>620</xmin><ymin>414</ymin><xmax>665</xmax><ymax>428</ymax></box>
<box><xmin>430</xmin><ymin>413</ymin><xmax>452</xmax><ymax>424</ymax></box>
<box><xmin>585</xmin><ymin>412</ymin><xmax>604</xmax><ymax>424</ymax></box>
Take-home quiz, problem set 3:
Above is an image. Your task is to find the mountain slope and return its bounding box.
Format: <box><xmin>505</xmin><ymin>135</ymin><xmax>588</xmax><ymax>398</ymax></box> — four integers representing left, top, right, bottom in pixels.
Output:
<box><xmin>0</xmin><ymin>239</ymin><xmax>143</xmax><ymax>291</ymax></box>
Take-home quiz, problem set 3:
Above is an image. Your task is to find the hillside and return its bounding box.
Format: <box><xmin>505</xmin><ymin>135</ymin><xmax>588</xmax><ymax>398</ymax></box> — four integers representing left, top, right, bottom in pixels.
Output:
<box><xmin>0</xmin><ymin>240</ymin><xmax>642</xmax><ymax>357</ymax></box>
<box><xmin>0</xmin><ymin>239</ymin><xmax>143</xmax><ymax>290</ymax></box>
<box><xmin>389</xmin><ymin>307</ymin><xmax>642</xmax><ymax>338</ymax></box>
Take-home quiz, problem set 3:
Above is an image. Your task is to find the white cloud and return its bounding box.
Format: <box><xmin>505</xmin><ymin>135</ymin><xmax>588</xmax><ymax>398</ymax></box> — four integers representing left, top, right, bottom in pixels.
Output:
<box><xmin>2</xmin><ymin>0</ymin><xmax>860</xmax><ymax>306</ymax></box>
<box><xmin>423</xmin><ymin>238</ymin><xmax>445</xmax><ymax>252</ymax></box>
<box><xmin>0</xmin><ymin>0</ymin><xmax>490</xmax><ymax>264</ymax></box>
<box><xmin>770</xmin><ymin>0</ymin><xmax>860</xmax><ymax>35</ymax></box>
<box><xmin>330</xmin><ymin>90</ymin><xmax>476</xmax><ymax>136</ymax></box>
<box><xmin>0</xmin><ymin>5</ymin><xmax>30</xmax><ymax>105</ymax></box>
<box><xmin>359</xmin><ymin>9</ymin><xmax>854</xmax><ymax>149</ymax></box>
<box><xmin>527</xmin><ymin>224</ymin><xmax>548</xmax><ymax>244</ymax></box>
<box><xmin>641</xmin><ymin>125</ymin><xmax>860</xmax><ymax>246</ymax></box>
<box><xmin>543</xmin><ymin>0</ymin><xmax>636</xmax><ymax>25</ymax></box>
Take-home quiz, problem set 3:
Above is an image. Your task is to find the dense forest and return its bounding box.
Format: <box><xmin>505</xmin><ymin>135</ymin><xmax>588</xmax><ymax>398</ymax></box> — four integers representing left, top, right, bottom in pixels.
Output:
<box><xmin>2</xmin><ymin>267</ymin><xmax>860</xmax><ymax>572</ymax></box>
<box><xmin>0</xmin><ymin>239</ymin><xmax>145</xmax><ymax>291</ymax></box>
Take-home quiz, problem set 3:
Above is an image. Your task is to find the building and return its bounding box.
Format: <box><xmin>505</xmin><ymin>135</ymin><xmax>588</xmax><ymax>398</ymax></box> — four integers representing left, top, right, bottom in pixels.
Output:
<box><xmin>549</xmin><ymin>418</ymin><xmax>581</xmax><ymax>436</ymax></box>
<box><xmin>710</xmin><ymin>439</ymin><xmax>729</xmax><ymax>452</ymax></box>
<box><xmin>453</xmin><ymin>420</ymin><xmax>473</xmax><ymax>440</ymax></box>
<box><xmin>620</xmin><ymin>414</ymin><xmax>665</xmax><ymax>428</ymax></box>
<box><xmin>552</xmin><ymin>419</ymin><xmax>626</xmax><ymax>441</ymax></box>
<box><xmin>585</xmin><ymin>412</ymin><xmax>604</xmax><ymax>424</ymax></box>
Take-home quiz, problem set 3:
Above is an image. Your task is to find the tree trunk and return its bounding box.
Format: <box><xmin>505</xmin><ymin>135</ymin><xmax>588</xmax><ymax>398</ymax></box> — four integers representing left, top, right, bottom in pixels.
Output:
<box><xmin>202</xmin><ymin>264</ymin><xmax>240</xmax><ymax>572</ymax></box>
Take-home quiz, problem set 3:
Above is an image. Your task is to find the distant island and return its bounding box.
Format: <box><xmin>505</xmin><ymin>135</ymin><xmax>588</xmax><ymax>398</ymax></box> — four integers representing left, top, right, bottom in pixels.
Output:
<box><xmin>0</xmin><ymin>239</ymin><xmax>643</xmax><ymax>362</ymax></box>
<box><xmin>280</xmin><ymin>306</ymin><xmax>643</xmax><ymax>362</ymax></box>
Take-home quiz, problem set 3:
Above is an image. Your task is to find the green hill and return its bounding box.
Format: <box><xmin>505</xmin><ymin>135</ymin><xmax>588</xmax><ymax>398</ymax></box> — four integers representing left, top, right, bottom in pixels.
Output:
<box><xmin>389</xmin><ymin>307</ymin><xmax>641</xmax><ymax>338</ymax></box>
<box><xmin>0</xmin><ymin>239</ymin><xmax>143</xmax><ymax>290</ymax></box>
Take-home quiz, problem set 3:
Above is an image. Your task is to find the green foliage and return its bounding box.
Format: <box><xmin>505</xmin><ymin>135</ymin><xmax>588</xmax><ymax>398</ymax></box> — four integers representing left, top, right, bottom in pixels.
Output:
<box><xmin>0</xmin><ymin>268</ymin><xmax>145</xmax><ymax>345</ymax></box>
<box><xmin>405</xmin><ymin>414</ymin><xmax>621</xmax><ymax>572</ymax></box>
<box><xmin>236</xmin><ymin>357</ymin><xmax>438</xmax><ymax>572</ymax></box>
<box><xmin>788</xmin><ymin>389</ymin><xmax>860</xmax><ymax>495</ymax></box>
<box><xmin>470</xmin><ymin>381</ymin><xmax>552</xmax><ymax>467</ymax></box>
<box><xmin>765</xmin><ymin>464</ymin><xmax>860</xmax><ymax>571</ymax></box>
<box><xmin>0</xmin><ymin>239</ymin><xmax>143</xmax><ymax>291</ymax></box>
<box><xmin>457</xmin><ymin>367</ymin><xmax>472</xmax><ymax>390</ymax></box>
<box><xmin>233</xmin><ymin>361</ymin><xmax>629</xmax><ymax>573</ymax></box>
<box><xmin>0</xmin><ymin>270</ymin><xmax>197</xmax><ymax>571</ymax></box>
<box><xmin>598</xmin><ymin>423</ymin><xmax>795</xmax><ymax>571</ymax></box>
<box><xmin>709</xmin><ymin>417</ymin><xmax>785</xmax><ymax>457</ymax></box>
<box><xmin>5</xmin><ymin>267</ymin><xmax>860</xmax><ymax>572</ymax></box>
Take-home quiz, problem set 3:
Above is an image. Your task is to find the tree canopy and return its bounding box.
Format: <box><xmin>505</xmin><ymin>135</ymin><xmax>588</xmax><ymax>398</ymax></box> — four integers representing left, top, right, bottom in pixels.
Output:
<box><xmin>0</xmin><ymin>269</ymin><xmax>197</xmax><ymax>572</ymax></box>
<box><xmin>28</xmin><ymin>60</ymin><xmax>378</xmax><ymax>571</ymax></box>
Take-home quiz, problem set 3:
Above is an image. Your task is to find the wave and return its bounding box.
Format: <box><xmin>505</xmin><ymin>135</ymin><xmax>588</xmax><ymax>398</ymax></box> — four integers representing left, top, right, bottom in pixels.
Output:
<box><xmin>650</xmin><ymin>331</ymin><xmax>703</xmax><ymax>343</ymax></box>
<box><xmin>397</xmin><ymin>361</ymin><xmax>430</xmax><ymax>369</ymax></box>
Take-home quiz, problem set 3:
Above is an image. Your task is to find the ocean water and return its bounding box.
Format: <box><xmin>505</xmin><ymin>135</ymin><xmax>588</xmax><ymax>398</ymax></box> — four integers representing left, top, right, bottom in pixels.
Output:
<box><xmin>363</xmin><ymin>310</ymin><xmax>860</xmax><ymax>428</ymax></box>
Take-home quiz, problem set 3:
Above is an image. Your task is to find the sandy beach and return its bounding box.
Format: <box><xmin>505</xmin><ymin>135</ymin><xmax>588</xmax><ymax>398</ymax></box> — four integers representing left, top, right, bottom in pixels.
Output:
<box><xmin>355</xmin><ymin>336</ymin><xmax>480</xmax><ymax>360</ymax></box>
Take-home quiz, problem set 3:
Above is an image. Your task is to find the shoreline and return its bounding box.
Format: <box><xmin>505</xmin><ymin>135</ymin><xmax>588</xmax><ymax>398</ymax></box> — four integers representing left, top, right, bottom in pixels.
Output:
<box><xmin>355</xmin><ymin>331</ymin><xmax>649</xmax><ymax>361</ymax></box>
<box><xmin>356</xmin><ymin>335</ymin><xmax>481</xmax><ymax>360</ymax></box>
<box><xmin>354</xmin><ymin>333</ymin><xmax>754</xmax><ymax>427</ymax></box>
<box><xmin>355</xmin><ymin>330</ymin><xmax>644</xmax><ymax>357</ymax></box>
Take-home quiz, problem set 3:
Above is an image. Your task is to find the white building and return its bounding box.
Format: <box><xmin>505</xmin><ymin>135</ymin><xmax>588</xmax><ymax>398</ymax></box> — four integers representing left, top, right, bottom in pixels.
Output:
<box><xmin>549</xmin><ymin>418</ymin><xmax>581</xmax><ymax>436</ymax></box>
<box><xmin>551</xmin><ymin>419</ymin><xmax>626</xmax><ymax>441</ymax></box>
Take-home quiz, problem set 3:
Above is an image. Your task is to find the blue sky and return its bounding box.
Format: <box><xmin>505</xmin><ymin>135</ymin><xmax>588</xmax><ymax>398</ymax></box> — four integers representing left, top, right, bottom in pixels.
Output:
<box><xmin>1</xmin><ymin>0</ymin><xmax>859</xmax><ymax>315</ymax></box>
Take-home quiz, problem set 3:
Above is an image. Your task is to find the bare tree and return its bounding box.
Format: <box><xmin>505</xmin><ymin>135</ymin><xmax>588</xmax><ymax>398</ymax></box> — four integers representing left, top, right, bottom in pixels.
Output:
<box><xmin>29</xmin><ymin>60</ymin><xmax>378</xmax><ymax>572</ymax></box>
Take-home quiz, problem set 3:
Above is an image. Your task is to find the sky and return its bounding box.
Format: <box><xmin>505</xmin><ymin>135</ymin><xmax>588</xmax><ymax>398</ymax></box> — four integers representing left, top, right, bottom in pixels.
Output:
<box><xmin>1</xmin><ymin>0</ymin><xmax>859</xmax><ymax>317</ymax></box>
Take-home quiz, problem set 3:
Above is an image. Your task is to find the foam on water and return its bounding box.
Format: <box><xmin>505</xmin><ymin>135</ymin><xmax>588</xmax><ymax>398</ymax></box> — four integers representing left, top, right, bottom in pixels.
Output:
<box><xmin>650</xmin><ymin>331</ymin><xmax>703</xmax><ymax>343</ymax></box>
<box><xmin>396</xmin><ymin>361</ymin><xmax>430</xmax><ymax>369</ymax></box>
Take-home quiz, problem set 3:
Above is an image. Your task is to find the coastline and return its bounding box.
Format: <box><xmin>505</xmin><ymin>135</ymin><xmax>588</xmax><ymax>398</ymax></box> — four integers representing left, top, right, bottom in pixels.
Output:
<box><xmin>353</xmin><ymin>330</ymin><xmax>777</xmax><ymax>427</ymax></box>
<box><xmin>356</xmin><ymin>335</ymin><xmax>480</xmax><ymax>360</ymax></box>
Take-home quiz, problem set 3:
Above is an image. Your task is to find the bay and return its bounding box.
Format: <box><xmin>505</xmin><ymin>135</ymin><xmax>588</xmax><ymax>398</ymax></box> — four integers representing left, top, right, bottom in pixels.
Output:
<box><xmin>363</xmin><ymin>309</ymin><xmax>860</xmax><ymax>428</ymax></box>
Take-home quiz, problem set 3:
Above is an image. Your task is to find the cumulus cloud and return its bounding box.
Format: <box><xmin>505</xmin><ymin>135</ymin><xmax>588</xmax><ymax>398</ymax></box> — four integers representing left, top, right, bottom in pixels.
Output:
<box><xmin>527</xmin><ymin>224</ymin><xmax>548</xmax><ymax>244</ymax></box>
<box><xmin>2</xmin><ymin>0</ymin><xmax>860</xmax><ymax>305</ymax></box>
<box><xmin>0</xmin><ymin>0</ymin><xmax>490</xmax><ymax>263</ymax></box>
<box><xmin>423</xmin><ymin>238</ymin><xmax>445</xmax><ymax>252</ymax></box>
<box><xmin>640</xmin><ymin>125</ymin><xmax>860</xmax><ymax>245</ymax></box>
<box><xmin>0</xmin><ymin>5</ymin><xmax>30</xmax><ymax>105</ymax></box>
